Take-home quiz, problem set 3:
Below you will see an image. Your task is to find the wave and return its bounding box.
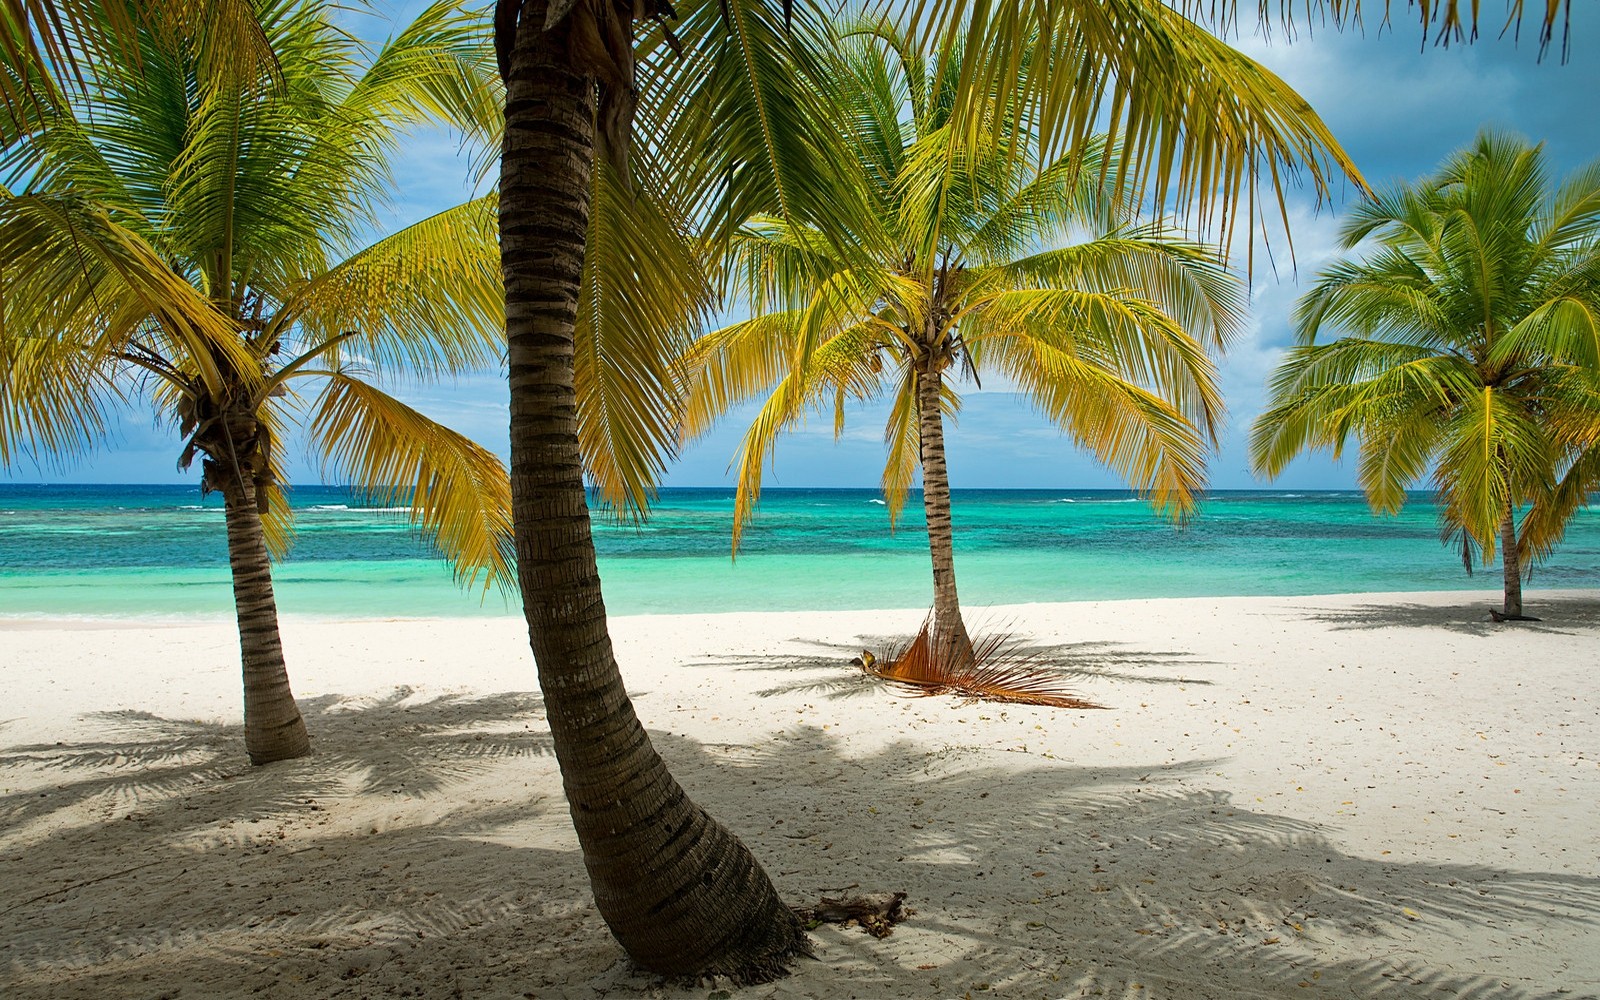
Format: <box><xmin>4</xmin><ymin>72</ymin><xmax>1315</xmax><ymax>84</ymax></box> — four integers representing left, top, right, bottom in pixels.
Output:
<box><xmin>309</xmin><ymin>504</ymin><xmax>351</xmax><ymax>511</ymax></box>
<box><xmin>869</xmin><ymin>498</ymin><xmax>887</xmax><ymax>505</ymax></box>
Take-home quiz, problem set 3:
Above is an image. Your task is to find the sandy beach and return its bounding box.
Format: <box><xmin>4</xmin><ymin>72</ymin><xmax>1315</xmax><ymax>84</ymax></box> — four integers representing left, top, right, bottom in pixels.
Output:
<box><xmin>2</xmin><ymin>590</ymin><xmax>1597</xmax><ymax>999</ymax></box>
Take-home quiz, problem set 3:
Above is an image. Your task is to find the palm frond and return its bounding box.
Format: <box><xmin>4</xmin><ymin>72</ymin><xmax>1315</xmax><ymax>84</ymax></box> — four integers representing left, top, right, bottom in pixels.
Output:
<box><xmin>304</xmin><ymin>372</ymin><xmax>514</xmax><ymax>596</ymax></box>
<box><xmin>577</xmin><ymin>160</ymin><xmax>713</xmax><ymax>516</ymax></box>
<box><xmin>0</xmin><ymin>191</ymin><xmax>254</xmax><ymax>398</ymax></box>
<box><xmin>863</xmin><ymin>611</ymin><xmax>1099</xmax><ymax>710</ymax></box>
<box><xmin>274</xmin><ymin>195</ymin><xmax>503</xmax><ymax>381</ymax></box>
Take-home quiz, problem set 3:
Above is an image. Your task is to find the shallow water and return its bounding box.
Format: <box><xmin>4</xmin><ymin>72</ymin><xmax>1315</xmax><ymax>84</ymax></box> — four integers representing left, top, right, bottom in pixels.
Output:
<box><xmin>1</xmin><ymin>484</ymin><xmax>1595</xmax><ymax>617</ymax></box>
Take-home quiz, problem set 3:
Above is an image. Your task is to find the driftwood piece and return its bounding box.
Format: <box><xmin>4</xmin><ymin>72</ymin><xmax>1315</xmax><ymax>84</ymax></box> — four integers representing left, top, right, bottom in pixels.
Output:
<box><xmin>793</xmin><ymin>891</ymin><xmax>909</xmax><ymax>938</ymax></box>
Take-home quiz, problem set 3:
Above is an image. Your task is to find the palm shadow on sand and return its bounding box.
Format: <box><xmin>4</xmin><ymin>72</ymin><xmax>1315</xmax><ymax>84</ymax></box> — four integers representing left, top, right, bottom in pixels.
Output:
<box><xmin>4</xmin><ymin>697</ymin><xmax>1595</xmax><ymax>999</ymax></box>
<box><xmin>1298</xmin><ymin>595</ymin><xmax>1600</xmax><ymax>636</ymax></box>
<box><xmin>0</xmin><ymin>687</ymin><xmax>552</xmax><ymax>839</ymax></box>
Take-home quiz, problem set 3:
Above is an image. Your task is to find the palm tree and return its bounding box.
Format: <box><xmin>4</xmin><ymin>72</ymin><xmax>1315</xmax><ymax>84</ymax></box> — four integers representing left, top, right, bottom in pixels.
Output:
<box><xmin>678</xmin><ymin>26</ymin><xmax>1249</xmax><ymax>665</ymax></box>
<box><xmin>495</xmin><ymin>0</ymin><xmax>1366</xmax><ymax>980</ymax></box>
<box><xmin>1250</xmin><ymin>132</ymin><xmax>1600</xmax><ymax>618</ymax></box>
<box><xmin>0</xmin><ymin>0</ymin><xmax>513</xmax><ymax>764</ymax></box>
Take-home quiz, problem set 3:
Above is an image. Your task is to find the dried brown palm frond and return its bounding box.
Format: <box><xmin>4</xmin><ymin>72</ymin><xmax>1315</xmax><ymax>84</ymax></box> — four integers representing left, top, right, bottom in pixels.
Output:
<box><xmin>855</xmin><ymin>612</ymin><xmax>1101</xmax><ymax>710</ymax></box>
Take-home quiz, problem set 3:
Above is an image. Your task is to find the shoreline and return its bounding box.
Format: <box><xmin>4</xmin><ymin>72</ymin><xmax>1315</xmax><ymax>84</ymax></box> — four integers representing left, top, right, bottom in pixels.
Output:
<box><xmin>4</xmin><ymin>583</ymin><xmax>1596</xmax><ymax>626</ymax></box>
<box><xmin>4</xmin><ymin>589</ymin><xmax>1597</xmax><ymax>998</ymax></box>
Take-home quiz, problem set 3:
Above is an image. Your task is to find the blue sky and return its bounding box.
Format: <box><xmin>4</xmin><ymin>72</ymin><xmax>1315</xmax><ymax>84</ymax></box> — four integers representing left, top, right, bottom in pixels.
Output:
<box><xmin>8</xmin><ymin>3</ymin><xmax>1599</xmax><ymax>490</ymax></box>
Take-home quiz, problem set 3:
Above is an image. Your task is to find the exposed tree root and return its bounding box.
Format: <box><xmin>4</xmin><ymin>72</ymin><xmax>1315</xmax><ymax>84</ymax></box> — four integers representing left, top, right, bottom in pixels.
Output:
<box><xmin>793</xmin><ymin>891</ymin><xmax>910</xmax><ymax>938</ymax></box>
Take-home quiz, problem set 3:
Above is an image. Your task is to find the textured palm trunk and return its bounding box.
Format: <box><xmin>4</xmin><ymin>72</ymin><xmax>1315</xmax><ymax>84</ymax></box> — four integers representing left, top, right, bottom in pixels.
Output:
<box><xmin>498</xmin><ymin>3</ymin><xmax>805</xmax><ymax>981</ymax></box>
<box><xmin>1500</xmin><ymin>500</ymin><xmax>1523</xmax><ymax>618</ymax></box>
<box><xmin>916</xmin><ymin>362</ymin><xmax>975</xmax><ymax>667</ymax></box>
<box><xmin>216</xmin><ymin>444</ymin><xmax>310</xmax><ymax>765</ymax></box>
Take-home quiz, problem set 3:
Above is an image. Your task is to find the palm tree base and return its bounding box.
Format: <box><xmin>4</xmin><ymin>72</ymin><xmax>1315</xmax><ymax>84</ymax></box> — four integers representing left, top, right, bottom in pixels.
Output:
<box><xmin>245</xmin><ymin>719</ymin><xmax>311</xmax><ymax>765</ymax></box>
<box><xmin>1488</xmin><ymin>609</ymin><xmax>1542</xmax><ymax>623</ymax></box>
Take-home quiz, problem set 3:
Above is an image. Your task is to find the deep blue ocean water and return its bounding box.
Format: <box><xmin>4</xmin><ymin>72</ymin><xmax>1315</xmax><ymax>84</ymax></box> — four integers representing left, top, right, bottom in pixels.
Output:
<box><xmin>1</xmin><ymin>484</ymin><xmax>1596</xmax><ymax>618</ymax></box>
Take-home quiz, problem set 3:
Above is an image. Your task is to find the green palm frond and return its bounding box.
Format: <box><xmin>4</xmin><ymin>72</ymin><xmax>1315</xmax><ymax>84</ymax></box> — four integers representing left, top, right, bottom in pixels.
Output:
<box><xmin>305</xmin><ymin>372</ymin><xmax>514</xmax><ymax>596</ymax></box>
<box><xmin>340</xmin><ymin>0</ymin><xmax>500</xmax><ymax>148</ymax></box>
<box><xmin>966</xmin><ymin>287</ymin><xmax>1225</xmax><ymax>438</ymax></box>
<box><xmin>999</xmin><ymin>227</ymin><xmax>1245</xmax><ymax>350</ymax></box>
<box><xmin>651</xmin><ymin>0</ymin><xmax>879</xmax><ymax>257</ymax></box>
<box><xmin>577</xmin><ymin>160</ymin><xmax>712</xmax><ymax>516</ymax></box>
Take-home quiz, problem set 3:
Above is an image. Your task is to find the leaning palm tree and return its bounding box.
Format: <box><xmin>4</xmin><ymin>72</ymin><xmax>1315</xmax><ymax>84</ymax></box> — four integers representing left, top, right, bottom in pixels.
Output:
<box><xmin>679</xmin><ymin>26</ymin><xmax>1249</xmax><ymax>665</ymax></box>
<box><xmin>0</xmin><ymin>0</ymin><xmax>512</xmax><ymax>764</ymax></box>
<box><xmin>1250</xmin><ymin>131</ymin><xmax>1600</xmax><ymax>619</ymax></box>
<box><xmin>494</xmin><ymin>0</ymin><xmax>1367</xmax><ymax>981</ymax></box>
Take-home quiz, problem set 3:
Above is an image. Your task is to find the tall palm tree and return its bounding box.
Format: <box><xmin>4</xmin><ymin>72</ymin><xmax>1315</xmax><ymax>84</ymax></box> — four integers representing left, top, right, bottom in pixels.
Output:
<box><xmin>495</xmin><ymin>0</ymin><xmax>1364</xmax><ymax>980</ymax></box>
<box><xmin>679</xmin><ymin>26</ymin><xmax>1249</xmax><ymax>664</ymax></box>
<box><xmin>1250</xmin><ymin>132</ymin><xmax>1600</xmax><ymax>618</ymax></box>
<box><xmin>0</xmin><ymin>0</ymin><xmax>513</xmax><ymax>764</ymax></box>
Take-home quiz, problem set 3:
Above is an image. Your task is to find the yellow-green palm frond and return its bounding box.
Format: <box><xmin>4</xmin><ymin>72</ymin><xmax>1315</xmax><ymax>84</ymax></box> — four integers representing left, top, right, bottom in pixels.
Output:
<box><xmin>720</xmin><ymin>215</ymin><xmax>852</xmax><ymax>313</ymax></box>
<box><xmin>722</xmin><ymin>319</ymin><xmax>897</xmax><ymax>549</ymax></box>
<box><xmin>996</xmin><ymin>225</ymin><xmax>1246</xmax><ymax>351</ymax></box>
<box><xmin>1294</xmin><ymin>261</ymin><xmax>1453</xmax><ymax>349</ymax></box>
<box><xmin>333</xmin><ymin>0</ymin><xmax>501</xmax><ymax>178</ymax></box>
<box><xmin>649</xmin><ymin>0</ymin><xmax>882</xmax><ymax>261</ymax></box>
<box><xmin>962</xmin><ymin>137</ymin><xmax>1120</xmax><ymax>264</ymax></box>
<box><xmin>0</xmin><ymin>0</ymin><xmax>275</xmax><ymax>128</ymax></box>
<box><xmin>877</xmin><ymin>370</ymin><xmax>924</xmax><ymax>526</ymax></box>
<box><xmin>728</xmin><ymin>365</ymin><xmax>816</xmax><ymax>552</ymax></box>
<box><xmin>274</xmin><ymin>194</ymin><xmax>503</xmax><ymax>383</ymax></box>
<box><xmin>964</xmin><ymin>287</ymin><xmax>1226</xmax><ymax>441</ymax></box>
<box><xmin>305</xmin><ymin>371</ymin><xmax>513</xmax><ymax>595</ymax></box>
<box><xmin>0</xmin><ymin>191</ymin><xmax>254</xmax><ymax>398</ymax></box>
<box><xmin>1522</xmin><ymin>443</ymin><xmax>1600</xmax><ymax>565</ymax></box>
<box><xmin>983</xmin><ymin>333</ymin><xmax>1210</xmax><ymax>518</ymax></box>
<box><xmin>0</xmin><ymin>324</ymin><xmax>121</xmax><ymax>466</ymax></box>
<box><xmin>912</xmin><ymin>0</ymin><xmax>1364</xmax><ymax>247</ymax></box>
<box><xmin>679</xmin><ymin>312</ymin><xmax>807</xmax><ymax>444</ymax></box>
<box><xmin>1433</xmin><ymin>387</ymin><xmax>1554</xmax><ymax>557</ymax></box>
<box><xmin>1250</xmin><ymin>340</ymin><xmax>1476</xmax><ymax>485</ymax></box>
<box><xmin>1490</xmin><ymin>292</ymin><xmax>1600</xmax><ymax>371</ymax></box>
<box><xmin>139</xmin><ymin>0</ymin><xmax>278</xmax><ymax>93</ymax></box>
<box><xmin>577</xmin><ymin>161</ymin><xmax>713</xmax><ymax>516</ymax></box>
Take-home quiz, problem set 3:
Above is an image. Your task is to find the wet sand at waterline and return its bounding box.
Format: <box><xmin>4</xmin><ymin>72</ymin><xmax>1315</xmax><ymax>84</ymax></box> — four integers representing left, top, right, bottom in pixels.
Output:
<box><xmin>3</xmin><ymin>591</ymin><xmax>1597</xmax><ymax>999</ymax></box>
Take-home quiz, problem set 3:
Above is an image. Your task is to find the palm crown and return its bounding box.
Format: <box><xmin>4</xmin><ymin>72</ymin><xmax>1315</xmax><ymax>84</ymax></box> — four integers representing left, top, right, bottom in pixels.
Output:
<box><xmin>1251</xmin><ymin>131</ymin><xmax>1600</xmax><ymax>615</ymax></box>
<box><xmin>0</xmin><ymin>0</ymin><xmax>511</xmax><ymax>585</ymax></box>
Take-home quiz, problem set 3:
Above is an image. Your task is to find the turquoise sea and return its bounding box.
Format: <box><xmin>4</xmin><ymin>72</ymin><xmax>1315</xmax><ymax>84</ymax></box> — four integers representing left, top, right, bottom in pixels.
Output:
<box><xmin>1</xmin><ymin>484</ymin><xmax>1597</xmax><ymax>619</ymax></box>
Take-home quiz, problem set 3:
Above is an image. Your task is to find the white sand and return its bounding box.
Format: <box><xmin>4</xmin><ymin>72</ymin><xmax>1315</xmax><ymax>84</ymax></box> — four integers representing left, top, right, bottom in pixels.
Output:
<box><xmin>2</xmin><ymin>590</ymin><xmax>1597</xmax><ymax>999</ymax></box>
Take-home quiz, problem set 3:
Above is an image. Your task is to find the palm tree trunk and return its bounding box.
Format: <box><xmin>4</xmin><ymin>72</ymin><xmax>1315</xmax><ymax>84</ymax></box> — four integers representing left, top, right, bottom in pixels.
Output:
<box><xmin>915</xmin><ymin>362</ymin><xmax>974</xmax><ymax>666</ymax></box>
<box><xmin>498</xmin><ymin>4</ymin><xmax>805</xmax><ymax>981</ymax></box>
<box><xmin>1500</xmin><ymin>498</ymin><xmax>1523</xmax><ymax>618</ymax></box>
<box><xmin>215</xmin><ymin>447</ymin><xmax>310</xmax><ymax>766</ymax></box>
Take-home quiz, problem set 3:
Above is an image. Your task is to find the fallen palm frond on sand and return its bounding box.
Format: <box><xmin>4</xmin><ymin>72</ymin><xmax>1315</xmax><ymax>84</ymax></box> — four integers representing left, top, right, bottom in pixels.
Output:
<box><xmin>851</xmin><ymin>613</ymin><xmax>1100</xmax><ymax>709</ymax></box>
